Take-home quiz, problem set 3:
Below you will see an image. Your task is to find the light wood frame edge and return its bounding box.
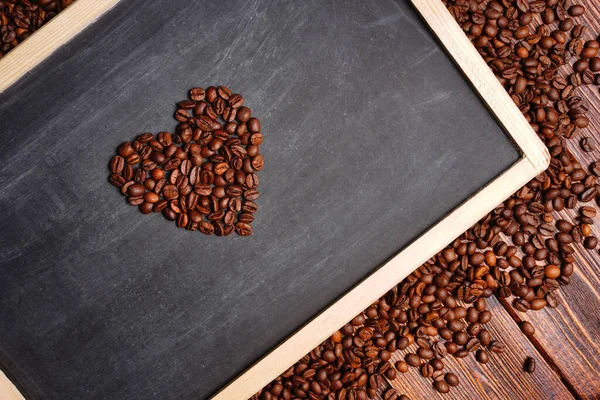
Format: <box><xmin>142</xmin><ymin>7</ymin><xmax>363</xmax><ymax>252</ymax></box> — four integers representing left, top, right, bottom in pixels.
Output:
<box><xmin>0</xmin><ymin>1</ymin><xmax>122</xmax><ymax>396</ymax></box>
<box><xmin>414</xmin><ymin>0</ymin><xmax>550</xmax><ymax>172</ymax></box>
<box><xmin>0</xmin><ymin>370</ymin><xmax>24</xmax><ymax>400</ymax></box>
<box><xmin>213</xmin><ymin>0</ymin><xmax>549</xmax><ymax>398</ymax></box>
<box><xmin>0</xmin><ymin>0</ymin><xmax>551</xmax><ymax>398</ymax></box>
<box><xmin>214</xmin><ymin>159</ymin><xmax>539</xmax><ymax>400</ymax></box>
<box><xmin>0</xmin><ymin>0</ymin><xmax>120</xmax><ymax>94</ymax></box>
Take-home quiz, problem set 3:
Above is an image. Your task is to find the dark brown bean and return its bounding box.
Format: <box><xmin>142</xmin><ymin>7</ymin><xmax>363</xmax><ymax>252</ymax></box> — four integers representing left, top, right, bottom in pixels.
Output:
<box><xmin>524</xmin><ymin>357</ymin><xmax>536</xmax><ymax>373</ymax></box>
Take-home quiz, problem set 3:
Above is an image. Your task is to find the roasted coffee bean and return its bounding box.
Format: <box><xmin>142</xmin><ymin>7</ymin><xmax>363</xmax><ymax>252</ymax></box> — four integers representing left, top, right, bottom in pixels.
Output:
<box><xmin>244</xmin><ymin>189</ymin><xmax>260</xmax><ymax>201</ymax></box>
<box><xmin>229</xmin><ymin>94</ymin><xmax>244</xmax><ymax>108</ymax></box>
<box><xmin>127</xmin><ymin>183</ymin><xmax>145</xmax><ymax>198</ymax></box>
<box><xmin>581</xmin><ymin>206</ymin><xmax>597</xmax><ymax>218</ymax></box>
<box><xmin>524</xmin><ymin>357</ymin><xmax>536</xmax><ymax>373</ymax></box>
<box><xmin>584</xmin><ymin>236</ymin><xmax>598</xmax><ymax>249</ymax></box>
<box><xmin>235</xmin><ymin>222</ymin><xmax>253</xmax><ymax>236</ymax></box>
<box><xmin>405</xmin><ymin>353</ymin><xmax>420</xmax><ymax>367</ymax></box>
<box><xmin>109</xmin><ymin>174</ymin><xmax>126</xmax><ymax>188</ymax></box>
<box><xmin>569</xmin><ymin>5</ymin><xmax>586</xmax><ymax>17</ymax></box>
<box><xmin>581</xmin><ymin>137</ymin><xmax>596</xmax><ymax>152</ymax></box>
<box><xmin>433</xmin><ymin>380</ymin><xmax>450</xmax><ymax>394</ymax></box>
<box><xmin>420</xmin><ymin>363</ymin><xmax>434</xmax><ymax>378</ymax></box>
<box><xmin>395</xmin><ymin>361</ymin><xmax>409</xmax><ymax>374</ymax></box>
<box><xmin>519</xmin><ymin>321</ymin><xmax>536</xmax><ymax>336</ymax></box>
<box><xmin>383</xmin><ymin>389</ymin><xmax>397</xmax><ymax>400</ymax></box>
<box><xmin>217</xmin><ymin>85</ymin><xmax>231</xmax><ymax>100</ymax></box>
<box><xmin>475</xmin><ymin>349</ymin><xmax>489</xmax><ymax>364</ymax></box>
<box><xmin>238</xmin><ymin>213</ymin><xmax>255</xmax><ymax>224</ymax></box>
<box><xmin>488</xmin><ymin>341</ymin><xmax>505</xmax><ymax>354</ymax></box>
<box><xmin>591</xmin><ymin>162</ymin><xmax>600</xmax><ymax>177</ymax></box>
<box><xmin>189</xmin><ymin>88</ymin><xmax>206</xmax><ymax>101</ymax></box>
<box><xmin>581</xmin><ymin>187</ymin><xmax>597</xmax><ymax>202</ymax></box>
<box><xmin>110</xmin><ymin>155</ymin><xmax>125</xmax><ymax>174</ymax></box>
<box><xmin>196</xmin><ymin>221</ymin><xmax>213</xmax><ymax>235</ymax></box>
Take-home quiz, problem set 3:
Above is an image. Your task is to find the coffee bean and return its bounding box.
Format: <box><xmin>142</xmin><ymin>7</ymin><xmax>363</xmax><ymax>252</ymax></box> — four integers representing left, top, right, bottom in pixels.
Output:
<box><xmin>584</xmin><ymin>236</ymin><xmax>598</xmax><ymax>249</ymax></box>
<box><xmin>244</xmin><ymin>189</ymin><xmax>260</xmax><ymax>201</ymax></box>
<box><xmin>581</xmin><ymin>137</ymin><xmax>596</xmax><ymax>152</ymax></box>
<box><xmin>524</xmin><ymin>357</ymin><xmax>536</xmax><ymax>373</ymax></box>
<box><xmin>544</xmin><ymin>265</ymin><xmax>561</xmax><ymax>279</ymax></box>
<box><xmin>581</xmin><ymin>187</ymin><xmax>597</xmax><ymax>202</ymax></box>
<box><xmin>433</xmin><ymin>380</ymin><xmax>450</xmax><ymax>394</ymax></box>
<box><xmin>383</xmin><ymin>388</ymin><xmax>397</xmax><ymax>400</ymax></box>
<box><xmin>445</xmin><ymin>373</ymin><xmax>459</xmax><ymax>387</ymax></box>
<box><xmin>217</xmin><ymin>85</ymin><xmax>231</xmax><ymax>100</ymax></box>
<box><xmin>489</xmin><ymin>341</ymin><xmax>505</xmax><ymax>354</ymax></box>
<box><xmin>519</xmin><ymin>321</ymin><xmax>536</xmax><ymax>336</ymax></box>
<box><xmin>420</xmin><ymin>363</ymin><xmax>434</xmax><ymax>378</ymax></box>
<box><xmin>248</xmin><ymin>117</ymin><xmax>261</xmax><ymax>133</ymax></box>
<box><xmin>229</xmin><ymin>94</ymin><xmax>244</xmax><ymax>108</ymax></box>
<box><xmin>405</xmin><ymin>353</ymin><xmax>420</xmax><ymax>367</ymax></box>
<box><xmin>235</xmin><ymin>222</ymin><xmax>253</xmax><ymax>236</ymax></box>
<box><xmin>475</xmin><ymin>349</ymin><xmax>489</xmax><ymax>364</ymax></box>
<box><xmin>127</xmin><ymin>183</ymin><xmax>144</xmax><ymax>197</ymax></box>
<box><xmin>569</xmin><ymin>5</ymin><xmax>586</xmax><ymax>17</ymax></box>
<box><xmin>395</xmin><ymin>361</ymin><xmax>409</xmax><ymax>374</ymax></box>
<box><xmin>189</xmin><ymin>88</ymin><xmax>206</xmax><ymax>101</ymax></box>
<box><xmin>581</xmin><ymin>206</ymin><xmax>597</xmax><ymax>218</ymax></box>
<box><xmin>197</xmin><ymin>221</ymin><xmax>213</xmax><ymax>235</ymax></box>
<box><xmin>109</xmin><ymin>174</ymin><xmax>126</xmax><ymax>188</ymax></box>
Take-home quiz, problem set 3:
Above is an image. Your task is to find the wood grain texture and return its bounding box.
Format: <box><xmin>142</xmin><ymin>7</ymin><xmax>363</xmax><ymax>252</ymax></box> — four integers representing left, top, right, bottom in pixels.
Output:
<box><xmin>496</xmin><ymin>2</ymin><xmax>600</xmax><ymax>398</ymax></box>
<box><xmin>0</xmin><ymin>0</ymin><xmax>120</xmax><ymax>93</ymax></box>
<box><xmin>382</xmin><ymin>2</ymin><xmax>600</xmax><ymax>399</ymax></box>
<box><xmin>500</xmin><ymin>102</ymin><xmax>600</xmax><ymax>397</ymax></box>
<box><xmin>386</xmin><ymin>297</ymin><xmax>573</xmax><ymax>400</ymax></box>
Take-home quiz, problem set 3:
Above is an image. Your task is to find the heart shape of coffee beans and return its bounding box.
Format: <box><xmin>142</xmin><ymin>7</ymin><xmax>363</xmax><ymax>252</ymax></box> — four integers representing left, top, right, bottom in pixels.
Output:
<box><xmin>108</xmin><ymin>86</ymin><xmax>263</xmax><ymax>236</ymax></box>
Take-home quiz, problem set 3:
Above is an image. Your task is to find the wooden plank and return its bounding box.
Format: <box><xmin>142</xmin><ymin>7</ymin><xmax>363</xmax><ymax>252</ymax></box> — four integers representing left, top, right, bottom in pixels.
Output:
<box><xmin>485</xmin><ymin>1</ymin><xmax>600</xmax><ymax>398</ymax></box>
<box><xmin>504</xmin><ymin>87</ymin><xmax>600</xmax><ymax>398</ymax></box>
<box><xmin>0</xmin><ymin>0</ymin><xmax>120</xmax><ymax>93</ymax></box>
<box><xmin>385</xmin><ymin>297</ymin><xmax>573</xmax><ymax>400</ymax></box>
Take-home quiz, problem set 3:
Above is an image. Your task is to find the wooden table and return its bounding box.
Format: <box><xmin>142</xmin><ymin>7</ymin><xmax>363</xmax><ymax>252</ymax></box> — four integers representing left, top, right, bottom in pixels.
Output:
<box><xmin>380</xmin><ymin>1</ymin><xmax>600</xmax><ymax>398</ymax></box>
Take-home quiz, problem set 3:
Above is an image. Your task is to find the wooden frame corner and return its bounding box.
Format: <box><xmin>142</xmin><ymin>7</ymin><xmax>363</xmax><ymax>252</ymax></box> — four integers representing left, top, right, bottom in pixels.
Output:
<box><xmin>0</xmin><ymin>0</ymin><xmax>119</xmax><ymax>94</ymax></box>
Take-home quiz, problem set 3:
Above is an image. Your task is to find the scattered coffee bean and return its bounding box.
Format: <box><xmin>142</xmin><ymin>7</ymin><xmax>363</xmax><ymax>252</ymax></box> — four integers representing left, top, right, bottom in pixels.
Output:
<box><xmin>581</xmin><ymin>137</ymin><xmax>596</xmax><ymax>152</ymax></box>
<box><xmin>433</xmin><ymin>380</ymin><xmax>450</xmax><ymax>394</ymax></box>
<box><xmin>584</xmin><ymin>236</ymin><xmax>598</xmax><ymax>249</ymax></box>
<box><xmin>519</xmin><ymin>321</ymin><xmax>536</xmax><ymax>336</ymax></box>
<box><xmin>445</xmin><ymin>373</ymin><xmax>459</xmax><ymax>387</ymax></box>
<box><xmin>253</xmin><ymin>2</ymin><xmax>600</xmax><ymax>398</ymax></box>
<box><xmin>524</xmin><ymin>357</ymin><xmax>536</xmax><ymax>374</ymax></box>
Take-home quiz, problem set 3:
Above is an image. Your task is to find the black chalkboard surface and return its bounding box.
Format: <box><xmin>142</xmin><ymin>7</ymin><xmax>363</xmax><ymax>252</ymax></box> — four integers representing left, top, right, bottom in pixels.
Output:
<box><xmin>0</xmin><ymin>0</ymin><xmax>524</xmax><ymax>399</ymax></box>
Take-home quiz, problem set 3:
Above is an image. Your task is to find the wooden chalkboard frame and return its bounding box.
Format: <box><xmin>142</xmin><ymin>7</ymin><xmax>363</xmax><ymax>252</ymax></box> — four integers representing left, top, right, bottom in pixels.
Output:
<box><xmin>0</xmin><ymin>0</ymin><xmax>549</xmax><ymax>399</ymax></box>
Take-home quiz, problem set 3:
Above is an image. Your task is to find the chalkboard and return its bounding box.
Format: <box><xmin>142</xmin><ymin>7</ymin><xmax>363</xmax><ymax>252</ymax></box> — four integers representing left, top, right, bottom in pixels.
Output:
<box><xmin>0</xmin><ymin>0</ymin><xmax>533</xmax><ymax>399</ymax></box>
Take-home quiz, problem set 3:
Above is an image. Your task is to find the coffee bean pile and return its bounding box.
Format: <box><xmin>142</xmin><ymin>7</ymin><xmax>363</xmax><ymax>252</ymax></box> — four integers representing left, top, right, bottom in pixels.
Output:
<box><xmin>252</xmin><ymin>1</ymin><xmax>600</xmax><ymax>399</ymax></box>
<box><xmin>0</xmin><ymin>0</ymin><xmax>76</xmax><ymax>59</ymax></box>
<box><xmin>108</xmin><ymin>86</ymin><xmax>263</xmax><ymax>236</ymax></box>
